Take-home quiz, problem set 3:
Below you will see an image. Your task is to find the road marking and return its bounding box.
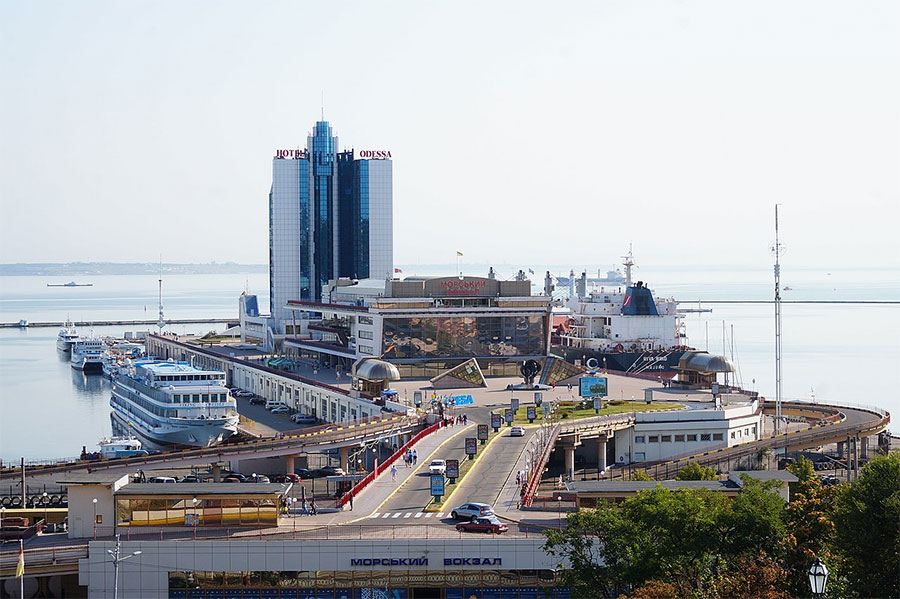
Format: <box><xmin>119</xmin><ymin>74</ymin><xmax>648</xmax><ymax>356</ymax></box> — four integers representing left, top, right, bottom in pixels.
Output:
<box><xmin>424</xmin><ymin>513</ymin><xmax>433</xmax><ymax>518</ymax></box>
<box><xmin>414</xmin><ymin>513</ymin><xmax>423</xmax><ymax>519</ymax></box>
<box><xmin>404</xmin><ymin>513</ymin><xmax>412</xmax><ymax>518</ymax></box>
<box><xmin>369</xmin><ymin>513</ymin><xmax>380</xmax><ymax>518</ymax></box>
<box><xmin>392</xmin><ymin>512</ymin><xmax>402</xmax><ymax>518</ymax></box>
<box><xmin>381</xmin><ymin>513</ymin><xmax>390</xmax><ymax>519</ymax></box>
<box><xmin>435</xmin><ymin>513</ymin><xmax>445</xmax><ymax>518</ymax></box>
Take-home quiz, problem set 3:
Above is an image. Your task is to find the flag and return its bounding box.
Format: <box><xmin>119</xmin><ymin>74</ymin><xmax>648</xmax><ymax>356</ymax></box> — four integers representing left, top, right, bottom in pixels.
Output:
<box><xmin>16</xmin><ymin>541</ymin><xmax>24</xmax><ymax>577</ymax></box>
<box><xmin>394</xmin><ymin>268</ymin><xmax>402</xmax><ymax>273</ymax></box>
<box><xmin>456</xmin><ymin>251</ymin><xmax>463</xmax><ymax>257</ymax></box>
<box><xmin>528</xmin><ymin>268</ymin><xmax>534</xmax><ymax>275</ymax></box>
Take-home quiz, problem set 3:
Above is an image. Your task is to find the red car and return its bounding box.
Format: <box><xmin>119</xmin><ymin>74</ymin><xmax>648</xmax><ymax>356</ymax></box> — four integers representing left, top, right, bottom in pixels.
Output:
<box><xmin>455</xmin><ymin>517</ymin><xmax>509</xmax><ymax>534</ymax></box>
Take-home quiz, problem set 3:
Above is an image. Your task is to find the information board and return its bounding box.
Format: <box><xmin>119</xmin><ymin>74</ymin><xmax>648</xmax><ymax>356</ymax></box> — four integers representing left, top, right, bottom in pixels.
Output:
<box><xmin>534</xmin><ymin>391</ymin><xmax>543</xmax><ymax>405</ymax></box>
<box><xmin>504</xmin><ymin>408</ymin><xmax>514</xmax><ymax>423</ymax></box>
<box><xmin>430</xmin><ymin>474</ymin><xmax>445</xmax><ymax>497</ymax></box>
<box><xmin>490</xmin><ymin>413</ymin><xmax>502</xmax><ymax>429</ymax></box>
<box><xmin>413</xmin><ymin>391</ymin><xmax>423</xmax><ymax>406</ymax></box>
<box><xmin>477</xmin><ymin>423</ymin><xmax>489</xmax><ymax>440</ymax></box>
<box><xmin>446</xmin><ymin>459</ymin><xmax>459</xmax><ymax>479</ymax></box>
<box><xmin>510</xmin><ymin>397</ymin><xmax>520</xmax><ymax>412</ymax></box>
<box><xmin>527</xmin><ymin>405</ymin><xmax>537</xmax><ymax>421</ymax></box>
<box><xmin>579</xmin><ymin>376</ymin><xmax>608</xmax><ymax>398</ymax></box>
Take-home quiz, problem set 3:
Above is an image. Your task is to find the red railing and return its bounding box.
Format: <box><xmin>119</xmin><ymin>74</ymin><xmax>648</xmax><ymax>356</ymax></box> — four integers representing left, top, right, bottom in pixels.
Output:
<box><xmin>337</xmin><ymin>420</ymin><xmax>444</xmax><ymax>507</ymax></box>
<box><xmin>522</xmin><ymin>425</ymin><xmax>560</xmax><ymax>507</ymax></box>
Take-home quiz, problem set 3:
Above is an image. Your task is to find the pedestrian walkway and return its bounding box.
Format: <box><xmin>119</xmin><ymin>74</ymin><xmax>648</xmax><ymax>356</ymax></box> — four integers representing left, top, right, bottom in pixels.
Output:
<box><xmin>366</xmin><ymin>511</ymin><xmax>447</xmax><ymax>521</ymax></box>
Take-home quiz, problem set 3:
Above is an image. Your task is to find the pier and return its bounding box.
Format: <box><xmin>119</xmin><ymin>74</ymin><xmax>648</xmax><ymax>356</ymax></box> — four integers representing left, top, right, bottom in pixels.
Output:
<box><xmin>0</xmin><ymin>318</ymin><xmax>236</xmax><ymax>329</ymax></box>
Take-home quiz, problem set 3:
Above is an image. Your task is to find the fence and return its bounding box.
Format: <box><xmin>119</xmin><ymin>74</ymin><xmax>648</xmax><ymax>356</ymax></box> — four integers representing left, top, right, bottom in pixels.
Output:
<box><xmin>522</xmin><ymin>424</ymin><xmax>560</xmax><ymax>507</ymax></box>
<box><xmin>336</xmin><ymin>420</ymin><xmax>443</xmax><ymax>507</ymax></box>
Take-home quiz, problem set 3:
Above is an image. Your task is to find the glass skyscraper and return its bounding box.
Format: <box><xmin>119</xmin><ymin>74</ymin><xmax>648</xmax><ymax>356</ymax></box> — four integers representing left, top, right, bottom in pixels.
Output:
<box><xmin>269</xmin><ymin>120</ymin><xmax>393</xmax><ymax>327</ymax></box>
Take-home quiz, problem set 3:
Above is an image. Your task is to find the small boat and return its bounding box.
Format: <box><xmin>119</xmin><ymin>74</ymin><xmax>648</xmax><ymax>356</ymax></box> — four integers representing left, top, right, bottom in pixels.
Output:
<box><xmin>57</xmin><ymin>320</ymin><xmax>80</xmax><ymax>352</ymax></box>
<box><xmin>97</xmin><ymin>436</ymin><xmax>148</xmax><ymax>459</ymax></box>
<box><xmin>47</xmin><ymin>281</ymin><xmax>93</xmax><ymax>287</ymax></box>
<box><xmin>16</xmin><ymin>319</ymin><xmax>28</xmax><ymax>328</ymax></box>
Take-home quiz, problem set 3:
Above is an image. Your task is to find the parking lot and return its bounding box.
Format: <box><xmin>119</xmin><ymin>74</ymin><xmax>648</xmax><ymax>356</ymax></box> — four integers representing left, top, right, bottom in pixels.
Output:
<box><xmin>233</xmin><ymin>394</ymin><xmax>313</xmax><ymax>435</ymax></box>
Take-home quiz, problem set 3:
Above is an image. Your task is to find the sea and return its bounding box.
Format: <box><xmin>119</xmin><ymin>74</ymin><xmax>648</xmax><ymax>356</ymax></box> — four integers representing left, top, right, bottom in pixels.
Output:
<box><xmin>1</xmin><ymin>266</ymin><xmax>898</xmax><ymax>462</ymax></box>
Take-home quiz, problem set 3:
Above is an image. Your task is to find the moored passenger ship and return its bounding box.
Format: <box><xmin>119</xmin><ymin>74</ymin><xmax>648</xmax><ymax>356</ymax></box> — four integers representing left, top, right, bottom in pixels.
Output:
<box><xmin>110</xmin><ymin>360</ymin><xmax>238</xmax><ymax>447</ymax></box>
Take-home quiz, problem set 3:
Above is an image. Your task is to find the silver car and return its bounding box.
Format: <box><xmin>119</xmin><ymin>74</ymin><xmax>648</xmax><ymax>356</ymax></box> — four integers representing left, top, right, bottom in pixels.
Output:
<box><xmin>451</xmin><ymin>502</ymin><xmax>494</xmax><ymax>521</ymax></box>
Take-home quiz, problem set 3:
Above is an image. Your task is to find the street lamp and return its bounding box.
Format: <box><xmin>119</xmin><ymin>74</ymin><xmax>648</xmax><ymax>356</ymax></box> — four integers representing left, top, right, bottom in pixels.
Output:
<box><xmin>92</xmin><ymin>498</ymin><xmax>98</xmax><ymax>539</ymax></box>
<box><xmin>42</xmin><ymin>492</ymin><xmax>48</xmax><ymax>528</ymax></box>
<box><xmin>557</xmin><ymin>495</ymin><xmax>562</xmax><ymax>531</ymax></box>
<box><xmin>107</xmin><ymin>533</ymin><xmax>142</xmax><ymax>599</ymax></box>
<box><xmin>191</xmin><ymin>498</ymin><xmax>199</xmax><ymax>539</ymax></box>
<box><xmin>808</xmin><ymin>557</ymin><xmax>829</xmax><ymax>597</ymax></box>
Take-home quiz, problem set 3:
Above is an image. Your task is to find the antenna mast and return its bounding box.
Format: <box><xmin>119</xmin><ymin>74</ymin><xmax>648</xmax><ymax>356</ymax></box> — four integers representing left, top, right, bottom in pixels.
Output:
<box><xmin>157</xmin><ymin>258</ymin><xmax>166</xmax><ymax>333</ymax></box>
<box><xmin>622</xmin><ymin>244</ymin><xmax>635</xmax><ymax>287</ymax></box>
<box><xmin>772</xmin><ymin>205</ymin><xmax>784</xmax><ymax>434</ymax></box>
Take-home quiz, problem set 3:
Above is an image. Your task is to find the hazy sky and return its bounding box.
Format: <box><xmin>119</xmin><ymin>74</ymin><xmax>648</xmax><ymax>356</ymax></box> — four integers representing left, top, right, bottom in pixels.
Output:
<box><xmin>1</xmin><ymin>1</ymin><xmax>897</xmax><ymax>269</ymax></box>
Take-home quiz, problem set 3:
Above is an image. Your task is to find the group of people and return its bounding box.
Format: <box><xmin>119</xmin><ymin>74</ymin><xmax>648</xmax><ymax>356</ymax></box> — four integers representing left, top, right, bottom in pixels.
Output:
<box><xmin>283</xmin><ymin>497</ymin><xmax>318</xmax><ymax>516</ymax></box>
<box><xmin>444</xmin><ymin>413</ymin><xmax>468</xmax><ymax>427</ymax></box>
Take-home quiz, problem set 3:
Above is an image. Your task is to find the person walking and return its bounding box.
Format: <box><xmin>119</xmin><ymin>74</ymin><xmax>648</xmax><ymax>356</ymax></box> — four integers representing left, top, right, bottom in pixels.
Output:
<box><xmin>412</xmin><ymin>449</ymin><xmax>418</xmax><ymax>465</ymax></box>
<box><xmin>348</xmin><ymin>492</ymin><xmax>354</xmax><ymax>511</ymax></box>
<box><xmin>310</xmin><ymin>499</ymin><xmax>318</xmax><ymax>516</ymax></box>
<box><xmin>390</xmin><ymin>464</ymin><xmax>398</xmax><ymax>482</ymax></box>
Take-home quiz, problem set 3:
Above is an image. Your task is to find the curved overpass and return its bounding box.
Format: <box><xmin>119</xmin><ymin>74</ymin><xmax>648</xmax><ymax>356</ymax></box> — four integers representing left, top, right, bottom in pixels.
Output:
<box><xmin>602</xmin><ymin>400</ymin><xmax>890</xmax><ymax>480</ymax></box>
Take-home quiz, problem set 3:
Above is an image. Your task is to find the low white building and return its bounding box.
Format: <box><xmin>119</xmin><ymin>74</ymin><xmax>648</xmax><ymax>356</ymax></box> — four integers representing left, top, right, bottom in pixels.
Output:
<box><xmin>620</xmin><ymin>400</ymin><xmax>762</xmax><ymax>464</ymax></box>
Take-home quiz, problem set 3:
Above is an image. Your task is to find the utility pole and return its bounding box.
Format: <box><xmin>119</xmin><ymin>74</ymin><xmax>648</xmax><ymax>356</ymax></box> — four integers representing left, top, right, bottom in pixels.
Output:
<box><xmin>772</xmin><ymin>205</ymin><xmax>785</xmax><ymax>434</ymax></box>
<box><xmin>107</xmin><ymin>534</ymin><xmax>142</xmax><ymax>599</ymax></box>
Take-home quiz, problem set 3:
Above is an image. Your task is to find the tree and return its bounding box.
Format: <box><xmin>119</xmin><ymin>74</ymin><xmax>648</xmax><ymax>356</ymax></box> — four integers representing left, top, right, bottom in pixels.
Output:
<box><xmin>629</xmin><ymin>469</ymin><xmax>653</xmax><ymax>481</ymax></box>
<box><xmin>712</xmin><ymin>552</ymin><xmax>789</xmax><ymax>599</ymax></box>
<box><xmin>833</xmin><ymin>452</ymin><xmax>900</xmax><ymax>598</ymax></box>
<box><xmin>786</xmin><ymin>455</ymin><xmax>816</xmax><ymax>482</ymax></box>
<box><xmin>676</xmin><ymin>462</ymin><xmax>717</xmax><ymax>481</ymax></box>
<box><xmin>781</xmin><ymin>476</ymin><xmax>842</xmax><ymax>598</ymax></box>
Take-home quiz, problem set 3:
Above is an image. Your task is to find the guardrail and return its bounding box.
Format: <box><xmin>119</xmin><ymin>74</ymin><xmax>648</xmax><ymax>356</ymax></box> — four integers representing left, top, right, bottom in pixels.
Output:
<box><xmin>0</xmin><ymin>543</ymin><xmax>87</xmax><ymax>578</ymax></box>
<box><xmin>522</xmin><ymin>425</ymin><xmax>561</xmax><ymax>507</ymax></box>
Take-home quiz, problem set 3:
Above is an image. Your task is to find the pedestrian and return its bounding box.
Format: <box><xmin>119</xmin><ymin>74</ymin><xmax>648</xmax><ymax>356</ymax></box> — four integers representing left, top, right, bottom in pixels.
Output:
<box><xmin>348</xmin><ymin>492</ymin><xmax>354</xmax><ymax>511</ymax></box>
<box><xmin>463</xmin><ymin>413</ymin><xmax>468</xmax><ymax>425</ymax></box>
<box><xmin>516</xmin><ymin>471</ymin><xmax>521</xmax><ymax>486</ymax></box>
<box><xmin>390</xmin><ymin>464</ymin><xmax>398</xmax><ymax>482</ymax></box>
<box><xmin>310</xmin><ymin>499</ymin><xmax>318</xmax><ymax>516</ymax></box>
<box><xmin>412</xmin><ymin>449</ymin><xmax>418</xmax><ymax>465</ymax></box>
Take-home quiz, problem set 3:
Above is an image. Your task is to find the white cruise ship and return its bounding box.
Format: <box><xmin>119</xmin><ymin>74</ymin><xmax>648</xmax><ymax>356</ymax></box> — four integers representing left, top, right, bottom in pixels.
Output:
<box><xmin>71</xmin><ymin>338</ymin><xmax>104</xmax><ymax>372</ymax></box>
<box><xmin>56</xmin><ymin>321</ymin><xmax>80</xmax><ymax>352</ymax></box>
<box><xmin>109</xmin><ymin>360</ymin><xmax>239</xmax><ymax>447</ymax></box>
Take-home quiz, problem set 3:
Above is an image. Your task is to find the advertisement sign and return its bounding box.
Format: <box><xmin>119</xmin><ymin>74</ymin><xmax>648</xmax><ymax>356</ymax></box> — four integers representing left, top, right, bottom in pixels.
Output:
<box><xmin>451</xmin><ymin>394</ymin><xmax>474</xmax><ymax>405</ymax></box>
<box><xmin>413</xmin><ymin>391</ymin><xmax>423</xmax><ymax>407</ymax></box>
<box><xmin>504</xmin><ymin>408</ymin><xmax>514</xmax><ymax>424</ymax></box>
<box><xmin>477</xmin><ymin>424</ymin><xmax>489</xmax><ymax>441</ymax></box>
<box><xmin>510</xmin><ymin>397</ymin><xmax>520</xmax><ymax>413</ymax></box>
<box><xmin>527</xmin><ymin>405</ymin><xmax>537</xmax><ymax>422</ymax></box>
<box><xmin>490</xmin><ymin>413</ymin><xmax>502</xmax><ymax>430</ymax></box>
<box><xmin>430</xmin><ymin>474</ymin><xmax>445</xmax><ymax>497</ymax></box>
<box><xmin>534</xmin><ymin>392</ymin><xmax>543</xmax><ymax>405</ymax></box>
<box><xmin>711</xmin><ymin>382</ymin><xmax>720</xmax><ymax>396</ymax></box>
<box><xmin>465</xmin><ymin>438</ymin><xmax>477</xmax><ymax>455</ymax></box>
<box><xmin>542</xmin><ymin>403</ymin><xmax>550</xmax><ymax>417</ymax></box>
<box><xmin>645</xmin><ymin>389</ymin><xmax>653</xmax><ymax>404</ymax></box>
<box><xmin>446</xmin><ymin>459</ymin><xmax>459</xmax><ymax>479</ymax></box>
<box><xmin>579</xmin><ymin>376</ymin><xmax>608</xmax><ymax>398</ymax></box>
<box><xmin>593</xmin><ymin>397</ymin><xmax>602</xmax><ymax>412</ymax></box>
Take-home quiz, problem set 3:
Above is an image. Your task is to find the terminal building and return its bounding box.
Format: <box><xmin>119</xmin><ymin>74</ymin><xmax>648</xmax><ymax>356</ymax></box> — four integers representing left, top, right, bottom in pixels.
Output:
<box><xmin>281</xmin><ymin>275</ymin><xmax>552</xmax><ymax>377</ymax></box>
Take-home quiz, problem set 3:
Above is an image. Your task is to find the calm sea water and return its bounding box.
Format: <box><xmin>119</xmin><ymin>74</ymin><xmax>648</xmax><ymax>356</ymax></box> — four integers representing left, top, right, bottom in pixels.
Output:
<box><xmin>1</xmin><ymin>268</ymin><xmax>897</xmax><ymax>461</ymax></box>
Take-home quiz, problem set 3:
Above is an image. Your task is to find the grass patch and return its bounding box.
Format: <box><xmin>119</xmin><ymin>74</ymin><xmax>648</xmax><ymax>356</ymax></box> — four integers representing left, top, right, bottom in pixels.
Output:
<box><xmin>512</xmin><ymin>400</ymin><xmax>683</xmax><ymax>424</ymax></box>
<box><xmin>425</xmin><ymin>430</ymin><xmax>501</xmax><ymax>512</ymax></box>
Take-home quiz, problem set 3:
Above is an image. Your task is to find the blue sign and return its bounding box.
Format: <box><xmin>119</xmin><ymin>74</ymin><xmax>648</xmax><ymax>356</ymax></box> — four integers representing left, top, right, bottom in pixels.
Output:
<box><xmin>430</xmin><ymin>474</ymin><xmax>445</xmax><ymax>496</ymax></box>
<box><xmin>579</xmin><ymin>376</ymin><xmax>608</xmax><ymax>398</ymax></box>
<box><xmin>451</xmin><ymin>394</ymin><xmax>474</xmax><ymax>405</ymax></box>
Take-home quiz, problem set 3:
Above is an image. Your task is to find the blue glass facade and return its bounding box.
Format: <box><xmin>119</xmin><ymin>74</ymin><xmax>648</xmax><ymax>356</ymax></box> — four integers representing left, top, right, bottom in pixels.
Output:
<box><xmin>310</xmin><ymin>122</ymin><xmax>336</xmax><ymax>299</ymax></box>
<box><xmin>337</xmin><ymin>153</ymin><xmax>370</xmax><ymax>279</ymax></box>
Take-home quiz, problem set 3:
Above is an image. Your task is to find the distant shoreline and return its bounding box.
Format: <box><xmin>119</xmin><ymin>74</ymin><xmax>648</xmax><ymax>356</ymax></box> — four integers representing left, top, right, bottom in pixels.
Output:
<box><xmin>0</xmin><ymin>262</ymin><xmax>268</xmax><ymax>276</ymax></box>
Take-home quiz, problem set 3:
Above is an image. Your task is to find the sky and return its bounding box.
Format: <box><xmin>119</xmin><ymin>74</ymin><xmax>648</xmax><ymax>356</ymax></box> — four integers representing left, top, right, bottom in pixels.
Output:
<box><xmin>1</xmin><ymin>1</ymin><xmax>897</xmax><ymax>270</ymax></box>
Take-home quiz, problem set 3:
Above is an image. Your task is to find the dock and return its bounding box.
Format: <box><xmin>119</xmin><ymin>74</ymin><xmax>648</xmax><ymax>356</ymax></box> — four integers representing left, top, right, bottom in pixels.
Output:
<box><xmin>1</xmin><ymin>318</ymin><xmax>237</xmax><ymax>329</ymax></box>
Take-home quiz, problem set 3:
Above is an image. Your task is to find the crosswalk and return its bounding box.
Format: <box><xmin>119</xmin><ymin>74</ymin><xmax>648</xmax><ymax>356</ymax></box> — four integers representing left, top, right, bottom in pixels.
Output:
<box><xmin>368</xmin><ymin>511</ymin><xmax>446</xmax><ymax>520</ymax></box>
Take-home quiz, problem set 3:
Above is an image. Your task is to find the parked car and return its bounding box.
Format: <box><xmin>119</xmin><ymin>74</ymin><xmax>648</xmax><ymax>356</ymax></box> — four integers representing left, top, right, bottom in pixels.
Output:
<box><xmin>249</xmin><ymin>397</ymin><xmax>265</xmax><ymax>405</ymax></box>
<box><xmin>270</xmin><ymin>405</ymin><xmax>291</xmax><ymax>414</ymax></box>
<box><xmin>429</xmin><ymin>459</ymin><xmax>447</xmax><ymax>475</ymax></box>
<box><xmin>148</xmin><ymin>476</ymin><xmax>177</xmax><ymax>483</ymax></box>
<box><xmin>178</xmin><ymin>475</ymin><xmax>207</xmax><ymax>483</ymax></box>
<box><xmin>317</xmin><ymin>465</ymin><xmax>346</xmax><ymax>477</ymax></box>
<box><xmin>223</xmin><ymin>473</ymin><xmax>249</xmax><ymax>483</ymax></box>
<box><xmin>455</xmin><ymin>516</ymin><xmax>509</xmax><ymax>534</ymax></box>
<box><xmin>451</xmin><ymin>502</ymin><xmax>494</xmax><ymax>521</ymax></box>
<box><xmin>291</xmin><ymin>414</ymin><xmax>317</xmax><ymax>424</ymax></box>
<box><xmin>294</xmin><ymin>468</ymin><xmax>314</xmax><ymax>480</ymax></box>
<box><xmin>509</xmin><ymin>426</ymin><xmax>525</xmax><ymax>437</ymax></box>
<box><xmin>274</xmin><ymin>474</ymin><xmax>300</xmax><ymax>483</ymax></box>
<box><xmin>265</xmin><ymin>401</ymin><xmax>287</xmax><ymax>411</ymax></box>
<box><xmin>242</xmin><ymin>474</ymin><xmax>270</xmax><ymax>484</ymax></box>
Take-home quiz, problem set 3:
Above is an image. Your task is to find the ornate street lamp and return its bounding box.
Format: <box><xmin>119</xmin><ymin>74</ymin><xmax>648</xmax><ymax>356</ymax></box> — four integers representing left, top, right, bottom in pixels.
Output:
<box><xmin>808</xmin><ymin>557</ymin><xmax>829</xmax><ymax>597</ymax></box>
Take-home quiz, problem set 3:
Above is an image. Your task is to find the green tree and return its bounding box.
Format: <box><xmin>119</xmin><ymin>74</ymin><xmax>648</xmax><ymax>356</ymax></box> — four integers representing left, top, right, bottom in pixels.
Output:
<box><xmin>676</xmin><ymin>462</ymin><xmax>717</xmax><ymax>481</ymax></box>
<box><xmin>833</xmin><ymin>452</ymin><xmax>900</xmax><ymax>598</ymax></box>
<box><xmin>781</xmin><ymin>476</ymin><xmax>842</xmax><ymax>598</ymax></box>
<box><xmin>629</xmin><ymin>469</ymin><xmax>653</xmax><ymax>481</ymax></box>
<box><xmin>786</xmin><ymin>455</ymin><xmax>816</xmax><ymax>482</ymax></box>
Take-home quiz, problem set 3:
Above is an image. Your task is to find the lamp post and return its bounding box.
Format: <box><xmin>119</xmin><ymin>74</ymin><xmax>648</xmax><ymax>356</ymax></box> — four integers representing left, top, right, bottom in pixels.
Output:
<box><xmin>92</xmin><ymin>498</ymin><xmax>98</xmax><ymax>539</ymax></box>
<box><xmin>808</xmin><ymin>557</ymin><xmax>829</xmax><ymax>598</ymax></box>
<box><xmin>191</xmin><ymin>498</ymin><xmax>199</xmax><ymax>539</ymax></box>
<box><xmin>107</xmin><ymin>533</ymin><xmax>142</xmax><ymax>599</ymax></box>
<box><xmin>42</xmin><ymin>492</ymin><xmax>48</xmax><ymax>527</ymax></box>
<box><xmin>557</xmin><ymin>495</ymin><xmax>562</xmax><ymax>531</ymax></box>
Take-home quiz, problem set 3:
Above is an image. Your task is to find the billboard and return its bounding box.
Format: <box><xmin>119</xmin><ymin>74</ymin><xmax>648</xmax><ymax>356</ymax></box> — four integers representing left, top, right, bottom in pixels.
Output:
<box><xmin>490</xmin><ymin>413</ymin><xmax>503</xmax><ymax>429</ymax></box>
<box><xmin>504</xmin><ymin>409</ymin><xmax>514</xmax><ymax>423</ymax></box>
<box><xmin>465</xmin><ymin>438</ymin><xmax>477</xmax><ymax>455</ymax></box>
<box><xmin>430</xmin><ymin>474</ymin><xmax>445</xmax><ymax>497</ymax></box>
<box><xmin>510</xmin><ymin>397</ymin><xmax>520</xmax><ymax>412</ymax></box>
<box><xmin>527</xmin><ymin>405</ymin><xmax>537</xmax><ymax>421</ymax></box>
<box><xmin>579</xmin><ymin>376</ymin><xmax>608</xmax><ymax>398</ymax></box>
<box><xmin>477</xmin><ymin>424</ymin><xmax>489</xmax><ymax>440</ymax></box>
<box><xmin>446</xmin><ymin>459</ymin><xmax>459</xmax><ymax>479</ymax></box>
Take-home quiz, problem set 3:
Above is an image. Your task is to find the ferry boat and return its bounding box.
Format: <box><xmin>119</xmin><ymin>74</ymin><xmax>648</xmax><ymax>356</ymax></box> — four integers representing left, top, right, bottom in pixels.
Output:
<box><xmin>71</xmin><ymin>338</ymin><xmax>104</xmax><ymax>372</ymax></box>
<box><xmin>552</xmin><ymin>252</ymin><xmax>689</xmax><ymax>376</ymax></box>
<box><xmin>98</xmin><ymin>436</ymin><xmax>148</xmax><ymax>459</ymax></box>
<box><xmin>109</xmin><ymin>360</ymin><xmax>239</xmax><ymax>447</ymax></box>
<box><xmin>56</xmin><ymin>320</ymin><xmax>79</xmax><ymax>352</ymax></box>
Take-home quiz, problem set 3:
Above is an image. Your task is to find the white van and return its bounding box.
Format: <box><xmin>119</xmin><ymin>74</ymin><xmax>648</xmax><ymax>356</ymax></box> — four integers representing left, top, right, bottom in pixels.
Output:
<box><xmin>265</xmin><ymin>400</ymin><xmax>287</xmax><ymax>411</ymax></box>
